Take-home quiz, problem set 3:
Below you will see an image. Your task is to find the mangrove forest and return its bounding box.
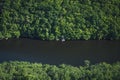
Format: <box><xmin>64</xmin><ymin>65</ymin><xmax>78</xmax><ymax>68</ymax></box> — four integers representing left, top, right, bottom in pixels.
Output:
<box><xmin>0</xmin><ymin>0</ymin><xmax>120</xmax><ymax>40</ymax></box>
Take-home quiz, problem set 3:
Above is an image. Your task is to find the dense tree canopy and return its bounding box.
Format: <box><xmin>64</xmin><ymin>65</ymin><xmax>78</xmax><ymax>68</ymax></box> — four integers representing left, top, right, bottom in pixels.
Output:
<box><xmin>0</xmin><ymin>0</ymin><xmax>120</xmax><ymax>40</ymax></box>
<box><xmin>0</xmin><ymin>61</ymin><xmax>120</xmax><ymax>80</ymax></box>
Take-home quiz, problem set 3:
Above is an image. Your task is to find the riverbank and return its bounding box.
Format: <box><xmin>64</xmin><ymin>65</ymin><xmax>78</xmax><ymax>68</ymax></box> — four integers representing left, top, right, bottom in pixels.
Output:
<box><xmin>0</xmin><ymin>0</ymin><xmax>120</xmax><ymax>40</ymax></box>
<box><xmin>0</xmin><ymin>61</ymin><xmax>120</xmax><ymax>80</ymax></box>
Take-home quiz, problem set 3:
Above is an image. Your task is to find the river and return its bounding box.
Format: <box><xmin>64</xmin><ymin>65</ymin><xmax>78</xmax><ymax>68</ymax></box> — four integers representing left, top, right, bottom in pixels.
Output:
<box><xmin>0</xmin><ymin>39</ymin><xmax>120</xmax><ymax>66</ymax></box>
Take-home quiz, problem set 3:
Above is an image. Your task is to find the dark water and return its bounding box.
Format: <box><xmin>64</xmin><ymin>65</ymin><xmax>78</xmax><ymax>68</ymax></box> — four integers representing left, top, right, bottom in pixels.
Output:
<box><xmin>0</xmin><ymin>39</ymin><xmax>120</xmax><ymax>66</ymax></box>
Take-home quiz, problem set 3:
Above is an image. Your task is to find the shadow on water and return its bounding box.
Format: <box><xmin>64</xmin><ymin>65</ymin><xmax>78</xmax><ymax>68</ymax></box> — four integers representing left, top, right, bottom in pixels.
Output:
<box><xmin>0</xmin><ymin>39</ymin><xmax>120</xmax><ymax>66</ymax></box>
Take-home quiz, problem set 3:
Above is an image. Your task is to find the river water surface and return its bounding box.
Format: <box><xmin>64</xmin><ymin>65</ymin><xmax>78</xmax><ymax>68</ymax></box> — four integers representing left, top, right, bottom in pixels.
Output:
<box><xmin>0</xmin><ymin>39</ymin><xmax>120</xmax><ymax>66</ymax></box>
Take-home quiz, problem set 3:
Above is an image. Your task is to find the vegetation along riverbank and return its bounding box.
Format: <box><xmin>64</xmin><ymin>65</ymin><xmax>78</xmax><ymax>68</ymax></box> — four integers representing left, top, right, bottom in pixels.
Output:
<box><xmin>0</xmin><ymin>61</ymin><xmax>120</xmax><ymax>80</ymax></box>
<box><xmin>0</xmin><ymin>0</ymin><xmax>120</xmax><ymax>40</ymax></box>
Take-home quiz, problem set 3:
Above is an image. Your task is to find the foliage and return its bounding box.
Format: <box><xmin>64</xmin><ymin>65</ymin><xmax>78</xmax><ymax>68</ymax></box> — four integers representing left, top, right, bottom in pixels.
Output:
<box><xmin>0</xmin><ymin>0</ymin><xmax>120</xmax><ymax>40</ymax></box>
<box><xmin>0</xmin><ymin>61</ymin><xmax>120</xmax><ymax>80</ymax></box>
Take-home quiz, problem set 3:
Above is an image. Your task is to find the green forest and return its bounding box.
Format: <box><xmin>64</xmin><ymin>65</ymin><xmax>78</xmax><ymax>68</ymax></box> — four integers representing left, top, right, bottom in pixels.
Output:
<box><xmin>0</xmin><ymin>0</ymin><xmax>120</xmax><ymax>40</ymax></box>
<box><xmin>0</xmin><ymin>61</ymin><xmax>120</xmax><ymax>80</ymax></box>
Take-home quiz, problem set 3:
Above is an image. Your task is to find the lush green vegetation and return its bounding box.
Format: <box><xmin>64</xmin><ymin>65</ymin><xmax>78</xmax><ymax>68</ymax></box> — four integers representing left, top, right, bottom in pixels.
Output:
<box><xmin>0</xmin><ymin>61</ymin><xmax>120</xmax><ymax>80</ymax></box>
<box><xmin>0</xmin><ymin>0</ymin><xmax>120</xmax><ymax>40</ymax></box>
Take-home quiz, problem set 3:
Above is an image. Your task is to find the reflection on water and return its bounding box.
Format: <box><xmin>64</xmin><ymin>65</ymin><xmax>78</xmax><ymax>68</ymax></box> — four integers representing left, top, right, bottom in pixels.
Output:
<box><xmin>0</xmin><ymin>39</ymin><xmax>120</xmax><ymax>66</ymax></box>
